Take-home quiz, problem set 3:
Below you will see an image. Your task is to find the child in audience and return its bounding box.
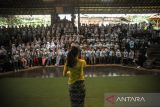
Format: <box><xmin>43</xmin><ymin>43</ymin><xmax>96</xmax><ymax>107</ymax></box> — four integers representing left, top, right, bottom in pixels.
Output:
<box><xmin>129</xmin><ymin>50</ymin><xmax>134</xmax><ymax>65</ymax></box>
<box><xmin>115</xmin><ymin>49</ymin><xmax>122</xmax><ymax>64</ymax></box>
<box><xmin>123</xmin><ymin>49</ymin><xmax>129</xmax><ymax>65</ymax></box>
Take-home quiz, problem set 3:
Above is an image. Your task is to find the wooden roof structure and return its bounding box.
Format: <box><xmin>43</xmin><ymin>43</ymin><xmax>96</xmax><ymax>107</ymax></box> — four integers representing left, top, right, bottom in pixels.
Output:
<box><xmin>0</xmin><ymin>0</ymin><xmax>159</xmax><ymax>14</ymax></box>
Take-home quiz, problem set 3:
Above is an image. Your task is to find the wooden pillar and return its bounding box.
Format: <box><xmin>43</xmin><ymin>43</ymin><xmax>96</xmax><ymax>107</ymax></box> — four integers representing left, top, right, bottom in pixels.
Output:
<box><xmin>78</xmin><ymin>8</ymin><xmax>80</xmax><ymax>29</ymax></box>
<box><xmin>51</xmin><ymin>8</ymin><xmax>58</xmax><ymax>25</ymax></box>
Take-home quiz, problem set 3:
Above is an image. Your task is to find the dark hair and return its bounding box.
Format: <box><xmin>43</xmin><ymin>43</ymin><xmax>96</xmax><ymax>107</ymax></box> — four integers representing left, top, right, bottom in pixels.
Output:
<box><xmin>67</xmin><ymin>46</ymin><xmax>79</xmax><ymax>68</ymax></box>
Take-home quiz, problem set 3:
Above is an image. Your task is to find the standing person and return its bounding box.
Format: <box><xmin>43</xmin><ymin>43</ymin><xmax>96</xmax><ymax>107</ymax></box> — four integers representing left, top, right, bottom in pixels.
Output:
<box><xmin>87</xmin><ymin>48</ymin><xmax>92</xmax><ymax>64</ymax></box>
<box><xmin>42</xmin><ymin>50</ymin><xmax>47</xmax><ymax>66</ymax></box>
<box><xmin>85</xmin><ymin>49</ymin><xmax>90</xmax><ymax>64</ymax></box>
<box><xmin>12</xmin><ymin>51</ymin><xmax>19</xmax><ymax>72</ymax></box>
<box><xmin>104</xmin><ymin>48</ymin><xmax>109</xmax><ymax>64</ymax></box>
<box><xmin>91</xmin><ymin>48</ymin><xmax>96</xmax><ymax>65</ymax></box>
<box><xmin>27</xmin><ymin>50</ymin><xmax>33</xmax><ymax>67</ymax></box>
<box><xmin>95</xmin><ymin>48</ymin><xmax>100</xmax><ymax>64</ymax></box>
<box><xmin>64</xmin><ymin>49</ymin><xmax>69</xmax><ymax>61</ymax></box>
<box><xmin>128</xmin><ymin>50</ymin><xmax>134</xmax><ymax>65</ymax></box>
<box><xmin>102</xmin><ymin>48</ymin><xmax>106</xmax><ymax>64</ymax></box>
<box><xmin>63</xmin><ymin>46</ymin><xmax>86</xmax><ymax>107</ymax></box>
<box><xmin>99</xmin><ymin>48</ymin><xmax>103</xmax><ymax>64</ymax></box>
<box><xmin>115</xmin><ymin>49</ymin><xmax>122</xmax><ymax>64</ymax></box>
<box><xmin>33</xmin><ymin>49</ymin><xmax>39</xmax><ymax>66</ymax></box>
<box><xmin>129</xmin><ymin>39</ymin><xmax>135</xmax><ymax>50</ymax></box>
<box><xmin>109</xmin><ymin>49</ymin><xmax>114</xmax><ymax>64</ymax></box>
<box><xmin>81</xmin><ymin>48</ymin><xmax>86</xmax><ymax>62</ymax></box>
<box><xmin>20</xmin><ymin>50</ymin><xmax>27</xmax><ymax>68</ymax></box>
<box><xmin>123</xmin><ymin>49</ymin><xmax>129</xmax><ymax>65</ymax></box>
<box><xmin>46</xmin><ymin>50</ymin><xmax>52</xmax><ymax>66</ymax></box>
<box><xmin>55</xmin><ymin>48</ymin><xmax>61</xmax><ymax>66</ymax></box>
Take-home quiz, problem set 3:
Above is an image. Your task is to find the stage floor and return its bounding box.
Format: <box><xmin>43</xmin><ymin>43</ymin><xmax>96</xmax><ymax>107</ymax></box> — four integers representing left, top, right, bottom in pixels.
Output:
<box><xmin>0</xmin><ymin>76</ymin><xmax>160</xmax><ymax>107</ymax></box>
<box><xmin>0</xmin><ymin>65</ymin><xmax>160</xmax><ymax>107</ymax></box>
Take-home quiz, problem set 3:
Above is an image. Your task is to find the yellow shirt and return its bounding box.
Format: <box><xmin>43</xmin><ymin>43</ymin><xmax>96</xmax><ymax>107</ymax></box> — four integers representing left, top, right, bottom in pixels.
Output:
<box><xmin>63</xmin><ymin>59</ymin><xmax>86</xmax><ymax>84</ymax></box>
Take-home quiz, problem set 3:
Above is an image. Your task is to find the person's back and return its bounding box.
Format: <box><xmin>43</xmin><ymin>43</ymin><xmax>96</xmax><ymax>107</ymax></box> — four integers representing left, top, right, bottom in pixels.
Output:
<box><xmin>66</xmin><ymin>59</ymin><xmax>86</xmax><ymax>84</ymax></box>
<box><xmin>63</xmin><ymin>46</ymin><xmax>86</xmax><ymax>107</ymax></box>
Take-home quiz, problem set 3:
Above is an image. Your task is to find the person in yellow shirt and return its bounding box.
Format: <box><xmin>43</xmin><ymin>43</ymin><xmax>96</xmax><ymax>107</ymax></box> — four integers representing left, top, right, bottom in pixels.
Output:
<box><xmin>63</xmin><ymin>46</ymin><xmax>86</xmax><ymax>107</ymax></box>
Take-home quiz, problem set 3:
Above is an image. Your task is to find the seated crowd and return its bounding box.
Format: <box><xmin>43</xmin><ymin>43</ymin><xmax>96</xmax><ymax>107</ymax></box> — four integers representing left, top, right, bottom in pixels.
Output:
<box><xmin>0</xmin><ymin>22</ymin><xmax>160</xmax><ymax>72</ymax></box>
